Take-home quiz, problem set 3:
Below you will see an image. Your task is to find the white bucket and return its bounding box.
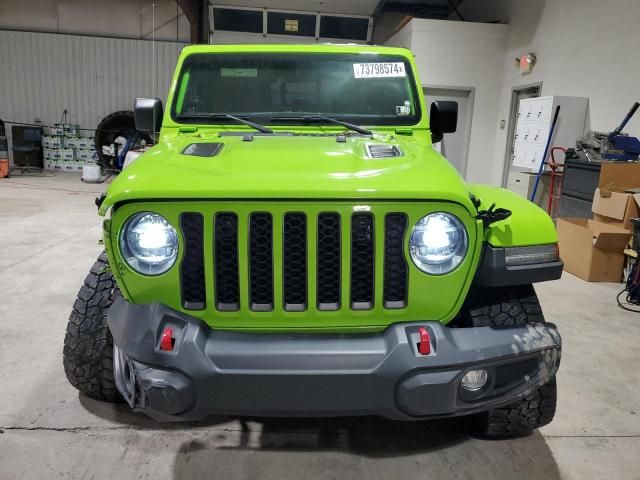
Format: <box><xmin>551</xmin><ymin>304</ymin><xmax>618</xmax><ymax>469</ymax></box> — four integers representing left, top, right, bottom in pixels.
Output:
<box><xmin>82</xmin><ymin>163</ymin><xmax>102</xmax><ymax>183</ymax></box>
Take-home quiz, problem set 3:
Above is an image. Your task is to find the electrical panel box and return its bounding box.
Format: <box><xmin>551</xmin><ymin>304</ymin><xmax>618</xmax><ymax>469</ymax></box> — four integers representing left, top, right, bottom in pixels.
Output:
<box><xmin>511</xmin><ymin>95</ymin><xmax>588</xmax><ymax>172</ymax></box>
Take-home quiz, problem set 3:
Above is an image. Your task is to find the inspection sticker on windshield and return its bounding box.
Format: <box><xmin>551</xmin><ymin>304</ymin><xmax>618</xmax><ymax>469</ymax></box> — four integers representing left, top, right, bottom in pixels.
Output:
<box><xmin>353</xmin><ymin>62</ymin><xmax>406</xmax><ymax>78</ymax></box>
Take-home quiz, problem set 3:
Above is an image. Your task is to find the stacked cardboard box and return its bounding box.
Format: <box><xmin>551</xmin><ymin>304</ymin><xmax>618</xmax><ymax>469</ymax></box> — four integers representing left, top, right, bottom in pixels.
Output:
<box><xmin>42</xmin><ymin>124</ymin><xmax>96</xmax><ymax>171</ymax></box>
<box><xmin>557</xmin><ymin>163</ymin><xmax>640</xmax><ymax>282</ymax></box>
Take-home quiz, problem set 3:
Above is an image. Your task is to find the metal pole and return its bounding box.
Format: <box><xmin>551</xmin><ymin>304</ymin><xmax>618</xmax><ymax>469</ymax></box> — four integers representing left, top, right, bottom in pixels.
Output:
<box><xmin>530</xmin><ymin>105</ymin><xmax>560</xmax><ymax>202</ymax></box>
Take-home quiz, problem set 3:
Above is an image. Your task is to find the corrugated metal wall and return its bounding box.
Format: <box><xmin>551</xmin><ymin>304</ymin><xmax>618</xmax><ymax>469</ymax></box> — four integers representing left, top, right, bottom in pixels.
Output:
<box><xmin>0</xmin><ymin>29</ymin><xmax>186</xmax><ymax>132</ymax></box>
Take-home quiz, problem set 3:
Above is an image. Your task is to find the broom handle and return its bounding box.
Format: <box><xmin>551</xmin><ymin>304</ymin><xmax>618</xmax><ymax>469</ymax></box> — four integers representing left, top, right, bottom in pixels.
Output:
<box><xmin>530</xmin><ymin>105</ymin><xmax>561</xmax><ymax>202</ymax></box>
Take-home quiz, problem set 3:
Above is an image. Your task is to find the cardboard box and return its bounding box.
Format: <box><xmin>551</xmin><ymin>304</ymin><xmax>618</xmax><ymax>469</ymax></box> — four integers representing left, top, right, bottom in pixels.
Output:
<box><xmin>599</xmin><ymin>162</ymin><xmax>640</xmax><ymax>190</ymax></box>
<box><xmin>63</xmin><ymin>125</ymin><xmax>78</xmax><ymax>137</ymax></box>
<box><xmin>557</xmin><ymin>218</ymin><xmax>631</xmax><ymax>282</ymax></box>
<box><xmin>60</xmin><ymin>148</ymin><xmax>75</xmax><ymax>161</ymax></box>
<box><xmin>76</xmin><ymin>149</ymin><xmax>96</xmax><ymax>161</ymax></box>
<box><xmin>64</xmin><ymin>137</ymin><xmax>78</xmax><ymax>148</ymax></box>
<box><xmin>76</xmin><ymin>138</ymin><xmax>92</xmax><ymax>149</ymax></box>
<box><xmin>592</xmin><ymin>188</ymin><xmax>640</xmax><ymax>231</ymax></box>
<box><xmin>48</xmin><ymin>126</ymin><xmax>64</xmax><ymax>136</ymax></box>
<box><xmin>48</xmin><ymin>136</ymin><xmax>62</xmax><ymax>148</ymax></box>
<box><xmin>62</xmin><ymin>160</ymin><xmax>76</xmax><ymax>171</ymax></box>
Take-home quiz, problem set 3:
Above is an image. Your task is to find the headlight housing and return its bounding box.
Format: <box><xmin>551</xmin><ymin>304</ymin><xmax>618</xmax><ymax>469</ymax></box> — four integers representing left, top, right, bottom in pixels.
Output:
<box><xmin>409</xmin><ymin>212</ymin><xmax>468</xmax><ymax>275</ymax></box>
<box><xmin>120</xmin><ymin>212</ymin><xmax>178</xmax><ymax>275</ymax></box>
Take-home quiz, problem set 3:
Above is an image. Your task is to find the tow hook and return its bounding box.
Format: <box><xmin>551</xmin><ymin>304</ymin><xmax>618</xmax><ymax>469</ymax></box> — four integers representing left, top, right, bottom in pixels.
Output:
<box><xmin>417</xmin><ymin>327</ymin><xmax>431</xmax><ymax>355</ymax></box>
<box><xmin>160</xmin><ymin>327</ymin><xmax>175</xmax><ymax>351</ymax></box>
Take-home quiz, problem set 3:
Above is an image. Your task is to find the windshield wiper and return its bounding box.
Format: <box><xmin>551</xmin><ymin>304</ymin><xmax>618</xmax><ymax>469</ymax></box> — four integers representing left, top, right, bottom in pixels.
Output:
<box><xmin>271</xmin><ymin>114</ymin><xmax>372</xmax><ymax>135</ymax></box>
<box><xmin>176</xmin><ymin>113</ymin><xmax>273</xmax><ymax>134</ymax></box>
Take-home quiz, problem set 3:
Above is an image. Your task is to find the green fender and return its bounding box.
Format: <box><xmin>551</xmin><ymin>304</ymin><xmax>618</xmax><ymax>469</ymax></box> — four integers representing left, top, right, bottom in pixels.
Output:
<box><xmin>468</xmin><ymin>183</ymin><xmax>558</xmax><ymax>247</ymax></box>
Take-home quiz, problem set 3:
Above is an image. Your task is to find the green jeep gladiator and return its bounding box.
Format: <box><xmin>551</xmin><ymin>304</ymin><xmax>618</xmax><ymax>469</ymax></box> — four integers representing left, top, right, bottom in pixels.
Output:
<box><xmin>63</xmin><ymin>44</ymin><xmax>562</xmax><ymax>438</ymax></box>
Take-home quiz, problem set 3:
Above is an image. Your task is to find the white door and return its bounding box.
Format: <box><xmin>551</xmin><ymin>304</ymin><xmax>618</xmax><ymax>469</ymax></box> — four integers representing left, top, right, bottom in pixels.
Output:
<box><xmin>423</xmin><ymin>87</ymin><xmax>473</xmax><ymax>177</ymax></box>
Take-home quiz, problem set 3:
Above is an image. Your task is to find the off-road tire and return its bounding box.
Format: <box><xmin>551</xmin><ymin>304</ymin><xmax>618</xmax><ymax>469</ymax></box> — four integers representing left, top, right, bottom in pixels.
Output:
<box><xmin>458</xmin><ymin>284</ymin><xmax>557</xmax><ymax>437</ymax></box>
<box><xmin>474</xmin><ymin>378</ymin><xmax>557</xmax><ymax>438</ymax></box>
<box><xmin>455</xmin><ymin>284</ymin><xmax>545</xmax><ymax>328</ymax></box>
<box><xmin>62</xmin><ymin>252</ymin><xmax>122</xmax><ymax>402</ymax></box>
<box><xmin>94</xmin><ymin>110</ymin><xmax>151</xmax><ymax>170</ymax></box>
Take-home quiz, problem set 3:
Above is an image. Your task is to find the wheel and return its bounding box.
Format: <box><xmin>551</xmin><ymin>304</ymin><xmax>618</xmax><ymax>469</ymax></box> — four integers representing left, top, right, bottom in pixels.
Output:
<box><xmin>453</xmin><ymin>284</ymin><xmax>545</xmax><ymax>328</ymax></box>
<box><xmin>474</xmin><ymin>378</ymin><xmax>557</xmax><ymax>438</ymax></box>
<box><xmin>456</xmin><ymin>284</ymin><xmax>557</xmax><ymax>438</ymax></box>
<box><xmin>62</xmin><ymin>252</ymin><xmax>122</xmax><ymax>402</ymax></box>
<box><xmin>94</xmin><ymin>111</ymin><xmax>151</xmax><ymax>171</ymax></box>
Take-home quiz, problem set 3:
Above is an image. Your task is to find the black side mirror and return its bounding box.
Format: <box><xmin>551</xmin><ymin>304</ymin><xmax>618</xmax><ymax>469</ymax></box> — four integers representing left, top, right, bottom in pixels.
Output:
<box><xmin>430</xmin><ymin>101</ymin><xmax>458</xmax><ymax>144</ymax></box>
<box><xmin>134</xmin><ymin>98</ymin><xmax>163</xmax><ymax>134</ymax></box>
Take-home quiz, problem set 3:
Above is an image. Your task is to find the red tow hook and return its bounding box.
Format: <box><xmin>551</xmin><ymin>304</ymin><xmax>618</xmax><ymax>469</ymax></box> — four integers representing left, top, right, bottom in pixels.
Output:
<box><xmin>418</xmin><ymin>327</ymin><xmax>431</xmax><ymax>355</ymax></box>
<box><xmin>160</xmin><ymin>327</ymin><xmax>174</xmax><ymax>351</ymax></box>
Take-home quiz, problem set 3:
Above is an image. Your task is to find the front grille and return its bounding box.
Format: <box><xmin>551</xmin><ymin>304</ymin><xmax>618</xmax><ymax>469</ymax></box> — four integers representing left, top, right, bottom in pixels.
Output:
<box><xmin>350</xmin><ymin>213</ymin><xmax>375</xmax><ymax>309</ymax></box>
<box><xmin>182</xmin><ymin>209</ymin><xmax>410</xmax><ymax>314</ymax></box>
<box><xmin>249</xmin><ymin>213</ymin><xmax>274</xmax><ymax>311</ymax></box>
<box><xmin>214</xmin><ymin>213</ymin><xmax>239</xmax><ymax>311</ymax></box>
<box><xmin>283</xmin><ymin>213</ymin><xmax>307</xmax><ymax>311</ymax></box>
<box><xmin>180</xmin><ymin>213</ymin><xmax>206</xmax><ymax>310</ymax></box>
<box><xmin>383</xmin><ymin>214</ymin><xmax>409</xmax><ymax>309</ymax></box>
<box><xmin>317</xmin><ymin>213</ymin><xmax>341</xmax><ymax>310</ymax></box>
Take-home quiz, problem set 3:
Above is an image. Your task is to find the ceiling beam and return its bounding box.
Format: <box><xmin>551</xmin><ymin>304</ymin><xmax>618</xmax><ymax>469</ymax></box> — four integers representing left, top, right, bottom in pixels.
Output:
<box><xmin>175</xmin><ymin>0</ymin><xmax>209</xmax><ymax>43</ymax></box>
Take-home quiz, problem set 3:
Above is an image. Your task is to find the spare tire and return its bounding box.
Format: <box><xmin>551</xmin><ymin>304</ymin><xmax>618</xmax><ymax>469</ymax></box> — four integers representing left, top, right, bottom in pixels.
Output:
<box><xmin>94</xmin><ymin>110</ymin><xmax>151</xmax><ymax>170</ymax></box>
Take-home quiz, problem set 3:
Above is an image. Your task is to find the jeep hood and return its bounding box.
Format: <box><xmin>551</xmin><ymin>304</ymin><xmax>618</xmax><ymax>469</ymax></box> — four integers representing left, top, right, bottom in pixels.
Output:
<box><xmin>99</xmin><ymin>133</ymin><xmax>475</xmax><ymax>214</ymax></box>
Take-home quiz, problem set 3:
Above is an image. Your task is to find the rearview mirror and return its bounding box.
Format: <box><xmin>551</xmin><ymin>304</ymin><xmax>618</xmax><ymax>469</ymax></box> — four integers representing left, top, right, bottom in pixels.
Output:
<box><xmin>430</xmin><ymin>101</ymin><xmax>458</xmax><ymax>144</ymax></box>
<box><xmin>134</xmin><ymin>98</ymin><xmax>163</xmax><ymax>134</ymax></box>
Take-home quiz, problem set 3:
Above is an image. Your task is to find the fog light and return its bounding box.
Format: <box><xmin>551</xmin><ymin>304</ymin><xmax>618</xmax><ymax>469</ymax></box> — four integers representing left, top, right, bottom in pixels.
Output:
<box><xmin>461</xmin><ymin>369</ymin><xmax>488</xmax><ymax>391</ymax></box>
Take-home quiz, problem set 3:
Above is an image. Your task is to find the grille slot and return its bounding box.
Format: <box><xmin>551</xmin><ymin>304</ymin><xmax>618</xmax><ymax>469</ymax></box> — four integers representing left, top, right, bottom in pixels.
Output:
<box><xmin>350</xmin><ymin>213</ymin><xmax>375</xmax><ymax>310</ymax></box>
<box><xmin>214</xmin><ymin>213</ymin><xmax>239</xmax><ymax>311</ymax></box>
<box><xmin>180</xmin><ymin>213</ymin><xmax>206</xmax><ymax>310</ymax></box>
<box><xmin>283</xmin><ymin>213</ymin><xmax>307</xmax><ymax>311</ymax></box>
<box><xmin>317</xmin><ymin>213</ymin><xmax>341</xmax><ymax>310</ymax></box>
<box><xmin>249</xmin><ymin>213</ymin><xmax>274</xmax><ymax>311</ymax></box>
<box><xmin>383</xmin><ymin>213</ymin><xmax>409</xmax><ymax>309</ymax></box>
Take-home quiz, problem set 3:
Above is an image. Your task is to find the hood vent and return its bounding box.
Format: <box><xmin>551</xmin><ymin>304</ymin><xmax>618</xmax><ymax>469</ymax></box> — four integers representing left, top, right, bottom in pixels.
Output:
<box><xmin>366</xmin><ymin>144</ymin><xmax>403</xmax><ymax>158</ymax></box>
<box><xmin>182</xmin><ymin>143</ymin><xmax>224</xmax><ymax>157</ymax></box>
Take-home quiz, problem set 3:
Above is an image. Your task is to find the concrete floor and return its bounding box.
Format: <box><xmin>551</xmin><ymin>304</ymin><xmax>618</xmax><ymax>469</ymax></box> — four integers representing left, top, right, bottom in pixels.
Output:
<box><xmin>1</xmin><ymin>172</ymin><xmax>639</xmax><ymax>480</ymax></box>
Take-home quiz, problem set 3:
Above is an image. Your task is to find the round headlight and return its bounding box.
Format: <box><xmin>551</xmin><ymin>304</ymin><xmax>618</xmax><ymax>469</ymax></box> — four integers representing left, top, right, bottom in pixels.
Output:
<box><xmin>120</xmin><ymin>212</ymin><xmax>178</xmax><ymax>275</ymax></box>
<box><xmin>409</xmin><ymin>212</ymin><xmax>468</xmax><ymax>275</ymax></box>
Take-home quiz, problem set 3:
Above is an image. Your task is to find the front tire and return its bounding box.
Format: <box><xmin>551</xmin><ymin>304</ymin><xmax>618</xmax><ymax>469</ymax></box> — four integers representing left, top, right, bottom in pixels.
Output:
<box><xmin>62</xmin><ymin>252</ymin><xmax>121</xmax><ymax>402</ymax></box>
<box><xmin>474</xmin><ymin>378</ymin><xmax>557</xmax><ymax>438</ymax></box>
<box><xmin>457</xmin><ymin>284</ymin><xmax>557</xmax><ymax>438</ymax></box>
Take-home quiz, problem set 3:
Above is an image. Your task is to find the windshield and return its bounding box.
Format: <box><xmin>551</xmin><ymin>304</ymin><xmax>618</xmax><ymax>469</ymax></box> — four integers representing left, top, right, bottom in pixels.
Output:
<box><xmin>171</xmin><ymin>53</ymin><xmax>421</xmax><ymax>126</ymax></box>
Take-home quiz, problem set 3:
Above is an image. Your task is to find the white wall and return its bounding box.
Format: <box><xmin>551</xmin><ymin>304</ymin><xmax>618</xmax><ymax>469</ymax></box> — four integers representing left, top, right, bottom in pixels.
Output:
<box><xmin>387</xmin><ymin>19</ymin><xmax>509</xmax><ymax>184</ymax></box>
<box><xmin>0</xmin><ymin>30</ymin><xmax>185</xmax><ymax>163</ymax></box>
<box><xmin>0</xmin><ymin>0</ymin><xmax>190</xmax><ymax>42</ymax></box>
<box><xmin>491</xmin><ymin>0</ymin><xmax>640</xmax><ymax>185</ymax></box>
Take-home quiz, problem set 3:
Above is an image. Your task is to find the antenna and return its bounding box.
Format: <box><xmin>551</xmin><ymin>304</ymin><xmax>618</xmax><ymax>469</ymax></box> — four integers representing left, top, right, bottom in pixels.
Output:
<box><xmin>152</xmin><ymin>2</ymin><xmax>156</xmax><ymax>99</ymax></box>
<box><xmin>176</xmin><ymin>0</ymin><xmax>179</xmax><ymax>53</ymax></box>
<box><xmin>152</xmin><ymin>2</ymin><xmax>157</xmax><ymax>138</ymax></box>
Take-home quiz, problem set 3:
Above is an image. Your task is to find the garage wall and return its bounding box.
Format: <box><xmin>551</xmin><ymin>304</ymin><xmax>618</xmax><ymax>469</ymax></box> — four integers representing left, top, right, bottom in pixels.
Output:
<box><xmin>0</xmin><ymin>30</ymin><xmax>185</xmax><ymax>162</ymax></box>
<box><xmin>490</xmin><ymin>0</ymin><xmax>640</xmax><ymax>185</ymax></box>
<box><xmin>387</xmin><ymin>19</ymin><xmax>509</xmax><ymax>184</ymax></box>
<box><xmin>0</xmin><ymin>0</ymin><xmax>190</xmax><ymax>42</ymax></box>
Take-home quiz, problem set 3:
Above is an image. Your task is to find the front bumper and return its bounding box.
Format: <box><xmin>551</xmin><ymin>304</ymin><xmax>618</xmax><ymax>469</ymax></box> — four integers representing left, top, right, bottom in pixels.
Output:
<box><xmin>107</xmin><ymin>298</ymin><xmax>561</xmax><ymax>422</ymax></box>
